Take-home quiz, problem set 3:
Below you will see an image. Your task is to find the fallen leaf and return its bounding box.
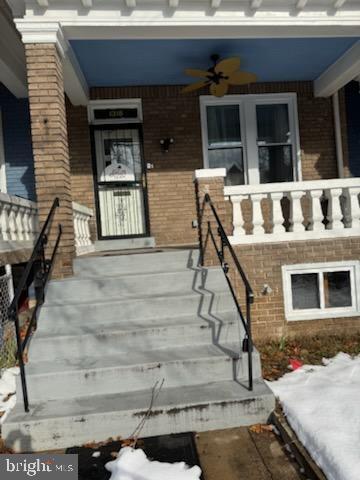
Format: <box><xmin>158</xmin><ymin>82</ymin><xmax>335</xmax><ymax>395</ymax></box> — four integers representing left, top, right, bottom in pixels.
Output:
<box><xmin>249</xmin><ymin>424</ymin><xmax>273</xmax><ymax>434</ymax></box>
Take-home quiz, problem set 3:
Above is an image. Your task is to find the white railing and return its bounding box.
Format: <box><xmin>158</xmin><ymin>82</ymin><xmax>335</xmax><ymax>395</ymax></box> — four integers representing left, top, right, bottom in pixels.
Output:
<box><xmin>225</xmin><ymin>178</ymin><xmax>360</xmax><ymax>245</ymax></box>
<box><xmin>0</xmin><ymin>192</ymin><xmax>38</xmax><ymax>253</ymax></box>
<box><xmin>72</xmin><ymin>202</ymin><xmax>95</xmax><ymax>256</ymax></box>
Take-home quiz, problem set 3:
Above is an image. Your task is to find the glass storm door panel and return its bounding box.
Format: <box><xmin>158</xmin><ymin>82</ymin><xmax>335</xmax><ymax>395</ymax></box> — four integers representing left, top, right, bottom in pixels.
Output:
<box><xmin>94</xmin><ymin>128</ymin><xmax>147</xmax><ymax>238</ymax></box>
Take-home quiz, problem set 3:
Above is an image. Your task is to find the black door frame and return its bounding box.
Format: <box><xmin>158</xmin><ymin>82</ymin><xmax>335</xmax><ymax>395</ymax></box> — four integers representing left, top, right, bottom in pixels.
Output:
<box><xmin>90</xmin><ymin>123</ymin><xmax>150</xmax><ymax>240</ymax></box>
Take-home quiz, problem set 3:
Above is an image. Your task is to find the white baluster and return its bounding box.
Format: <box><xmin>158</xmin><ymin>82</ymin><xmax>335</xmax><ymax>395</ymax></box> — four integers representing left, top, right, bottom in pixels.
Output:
<box><xmin>30</xmin><ymin>208</ymin><xmax>38</xmax><ymax>240</ymax></box>
<box><xmin>74</xmin><ymin>212</ymin><xmax>80</xmax><ymax>249</ymax></box>
<box><xmin>8</xmin><ymin>205</ymin><xmax>17</xmax><ymax>241</ymax></box>
<box><xmin>270</xmin><ymin>192</ymin><xmax>285</xmax><ymax>233</ymax></box>
<box><xmin>307</xmin><ymin>189</ymin><xmax>325</xmax><ymax>231</ymax></box>
<box><xmin>16</xmin><ymin>206</ymin><xmax>25</xmax><ymax>241</ymax></box>
<box><xmin>343</xmin><ymin>187</ymin><xmax>360</xmax><ymax>229</ymax></box>
<box><xmin>22</xmin><ymin>208</ymin><xmax>30</xmax><ymax>241</ymax></box>
<box><xmin>80</xmin><ymin>213</ymin><xmax>86</xmax><ymax>246</ymax></box>
<box><xmin>230</xmin><ymin>195</ymin><xmax>246</xmax><ymax>237</ymax></box>
<box><xmin>325</xmin><ymin>188</ymin><xmax>344</xmax><ymax>230</ymax></box>
<box><xmin>250</xmin><ymin>194</ymin><xmax>266</xmax><ymax>235</ymax></box>
<box><xmin>84</xmin><ymin>215</ymin><xmax>91</xmax><ymax>246</ymax></box>
<box><xmin>287</xmin><ymin>191</ymin><xmax>305</xmax><ymax>232</ymax></box>
<box><xmin>0</xmin><ymin>202</ymin><xmax>10</xmax><ymax>241</ymax></box>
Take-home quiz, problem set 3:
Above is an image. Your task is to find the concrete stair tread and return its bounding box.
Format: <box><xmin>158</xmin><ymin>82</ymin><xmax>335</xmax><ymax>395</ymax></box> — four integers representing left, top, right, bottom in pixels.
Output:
<box><xmin>45</xmin><ymin>272</ymin><xmax>228</xmax><ymax>306</ymax></box>
<box><xmin>27</xmin><ymin>342</ymin><xmax>243</xmax><ymax>376</ymax></box>
<box><xmin>42</xmin><ymin>287</ymin><xmax>231</xmax><ymax>308</ymax></box>
<box><xmin>74</xmin><ymin>249</ymin><xmax>200</xmax><ymax>277</ymax></box>
<box><xmin>8</xmin><ymin>379</ymin><xmax>271</xmax><ymax>423</ymax></box>
<box><xmin>49</xmin><ymin>265</ymin><xmax>215</xmax><ymax>285</ymax></box>
<box><xmin>35</xmin><ymin>310</ymin><xmax>237</xmax><ymax>338</ymax></box>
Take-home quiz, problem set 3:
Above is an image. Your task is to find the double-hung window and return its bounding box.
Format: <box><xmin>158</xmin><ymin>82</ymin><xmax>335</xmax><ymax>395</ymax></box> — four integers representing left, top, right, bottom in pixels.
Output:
<box><xmin>200</xmin><ymin>93</ymin><xmax>301</xmax><ymax>186</ymax></box>
<box><xmin>282</xmin><ymin>262</ymin><xmax>360</xmax><ymax>321</ymax></box>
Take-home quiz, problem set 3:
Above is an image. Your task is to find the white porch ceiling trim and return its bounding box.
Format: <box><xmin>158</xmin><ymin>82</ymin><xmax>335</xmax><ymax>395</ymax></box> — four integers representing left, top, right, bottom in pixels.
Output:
<box><xmin>15</xmin><ymin>0</ymin><xmax>360</xmax><ymax>40</ymax></box>
<box><xmin>16</xmin><ymin>21</ymin><xmax>89</xmax><ymax>105</ymax></box>
<box><xmin>0</xmin><ymin>10</ymin><xmax>27</xmax><ymax>98</ymax></box>
<box><xmin>314</xmin><ymin>40</ymin><xmax>360</xmax><ymax>96</ymax></box>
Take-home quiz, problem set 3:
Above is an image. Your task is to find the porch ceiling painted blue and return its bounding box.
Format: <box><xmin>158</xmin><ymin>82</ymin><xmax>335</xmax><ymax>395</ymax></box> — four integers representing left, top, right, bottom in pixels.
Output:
<box><xmin>70</xmin><ymin>38</ymin><xmax>358</xmax><ymax>87</ymax></box>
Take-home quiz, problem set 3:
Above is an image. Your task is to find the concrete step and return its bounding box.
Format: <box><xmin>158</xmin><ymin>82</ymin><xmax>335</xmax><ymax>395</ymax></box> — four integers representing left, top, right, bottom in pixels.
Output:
<box><xmin>37</xmin><ymin>290</ymin><xmax>235</xmax><ymax>332</ymax></box>
<box><xmin>3</xmin><ymin>379</ymin><xmax>275</xmax><ymax>452</ymax></box>
<box><xmin>94</xmin><ymin>237</ymin><xmax>156</xmax><ymax>252</ymax></box>
<box><xmin>45</xmin><ymin>267</ymin><xmax>225</xmax><ymax>305</ymax></box>
<box><xmin>23</xmin><ymin>343</ymin><xmax>262</xmax><ymax>402</ymax></box>
<box><xmin>74</xmin><ymin>249</ymin><xmax>199</xmax><ymax>277</ymax></box>
<box><xmin>29</xmin><ymin>311</ymin><xmax>243</xmax><ymax>362</ymax></box>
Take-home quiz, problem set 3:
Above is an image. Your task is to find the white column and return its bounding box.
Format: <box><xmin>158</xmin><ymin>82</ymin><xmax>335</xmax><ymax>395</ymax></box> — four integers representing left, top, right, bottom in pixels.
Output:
<box><xmin>307</xmin><ymin>189</ymin><xmax>325</xmax><ymax>231</ymax></box>
<box><xmin>270</xmin><ymin>192</ymin><xmax>285</xmax><ymax>233</ymax></box>
<box><xmin>230</xmin><ymin>195</ymin><xmax>246</xmax><ymax>237</ymax></box>
<box><xmin>250</xmin><ymin>193</ymin><xmax>265</xmax><ymax>235</ymax></box>
<box><xmin>344</xmin><ymin>187</ymin><xmax>360</xmax><ymax>229</ymax></box>
<box><xmin>287</xmin><ymin>191</ymin><xmax>305</xmax><ymax>232</ymax></box>
<box><xmin>325</xmin><ymin>187</ymin><xmax>344</xmax><ymax>230</ymax></box>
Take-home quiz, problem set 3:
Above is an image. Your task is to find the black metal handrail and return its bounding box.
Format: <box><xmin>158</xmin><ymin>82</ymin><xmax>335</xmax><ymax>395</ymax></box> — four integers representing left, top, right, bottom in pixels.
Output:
<box><xmin>203</xmin><ymin>193</ymin><xmax>254</xmax><ymax>391</ymax></box>
<box><xmin>8</xmin><ymin>197</ymin><xmax>62</xmax><ymax>412</ymax></box>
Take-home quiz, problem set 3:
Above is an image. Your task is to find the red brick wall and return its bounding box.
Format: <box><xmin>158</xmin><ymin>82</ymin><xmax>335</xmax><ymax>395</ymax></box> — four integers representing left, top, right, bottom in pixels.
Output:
<box><xmin>66</xmin><ymin>100</ymin><xmax>97</xmax><ymax>239</ymax></box>
<box><xmin>25</xmin><ymin>43</ymin><xmax>75</xmax><ymax>278</ymax></box>
<box><xmin>196</xmin><ymin>174</ymin><xmax>360</xmax><ymax>341</ymax></box>
<box><xmin>233</xmin><ymin>239</ymin><xmax>360</xmax><ymax>341</ymax></box>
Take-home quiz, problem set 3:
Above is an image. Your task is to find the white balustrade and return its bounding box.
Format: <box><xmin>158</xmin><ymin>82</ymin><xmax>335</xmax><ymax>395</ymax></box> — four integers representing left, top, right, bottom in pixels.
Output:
<box><xmin>0</xmin><ymin>192</ymin><xmax>38</xmax><ymax>252</ymax></box>
<box><xmin>225</xmin><ymin>178</ymin><xmax>360</xmax><ymax>245</ymax></box>
<box><xmin>72</xmin><ymin>202</ymin><xmax>95</xmax><ymax>256</ymax></box>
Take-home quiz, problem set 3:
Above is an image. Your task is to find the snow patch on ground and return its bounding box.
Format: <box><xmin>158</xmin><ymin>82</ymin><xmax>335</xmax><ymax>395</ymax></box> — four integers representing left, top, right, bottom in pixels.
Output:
<box><xmin>105</xmin><ymin>447</ymin><xmax>202</xmax><ymax>480</ymax></box>
<box><xmin>0</xmin><ymin>367</ymin><xmax>19</xmax><ymax>425</ymax></box>
<box><xmin>267</xmin><ymin>352</ymin><xmax>360</xmax><ymax>480</ymax></box>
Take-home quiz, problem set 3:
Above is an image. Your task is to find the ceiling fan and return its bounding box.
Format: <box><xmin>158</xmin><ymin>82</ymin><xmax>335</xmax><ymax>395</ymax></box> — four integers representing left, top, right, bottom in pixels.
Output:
<box><xmin>182</xmin><ymin>54</ymin><xmax>257</xmax><ymax>97</ymax></box>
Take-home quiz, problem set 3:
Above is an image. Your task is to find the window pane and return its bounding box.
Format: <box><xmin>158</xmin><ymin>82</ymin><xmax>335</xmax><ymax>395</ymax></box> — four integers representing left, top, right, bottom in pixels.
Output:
<box><xmin>291</xmin><ymin>273</ymin><xmax>320</xmax><ymax>310</ymax></box>
<box><xmin>259</xmin><ymin>145</ymin><xmax>293</xmax><ymax>183</ymax></box>
<box><xmin>324</xmin><ymin>271</ymin><xmax>352</xmax><ymax>308</ymax></box>
<box><xmin>207</xmin><ymin>105</ymin><xmax>241</xmax><ymax>146</ymax></box>
<box><xmin>208</xmin><ymin>148</ymin><xmax>244</xmax><ymax>186</ymax></box>
<box><xmin>257</xmin><ymin>104</ymin><xmax>290</xmax><ymax>144</ymax></box>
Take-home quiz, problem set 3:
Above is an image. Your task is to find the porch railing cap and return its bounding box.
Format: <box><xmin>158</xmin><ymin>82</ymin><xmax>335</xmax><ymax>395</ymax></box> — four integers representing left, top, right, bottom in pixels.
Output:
<box><xmin>194</xmin><ymin>168</ymin><xmax>227</xmax><ymax>181</ymax></box>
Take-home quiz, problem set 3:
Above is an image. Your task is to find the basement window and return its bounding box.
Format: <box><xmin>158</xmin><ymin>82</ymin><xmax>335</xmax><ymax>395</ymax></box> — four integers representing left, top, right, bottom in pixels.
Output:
<box><xmin>282</xmin><ymin>262</ymin><xmax>359</xmax><ymax>321</ymax></box>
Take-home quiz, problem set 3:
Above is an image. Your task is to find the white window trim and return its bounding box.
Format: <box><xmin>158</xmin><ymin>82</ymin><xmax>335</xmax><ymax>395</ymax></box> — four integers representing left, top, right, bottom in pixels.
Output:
<box><xmin>282</xmin><ymin>261</ymin><xmax>360</xmax><ymax>322</ymax></box>
<box><xmin>0</xmin><ymin>110</ymin><xmax>7</xmax><ymax>193</ymax></box>
<box><xmin>200</xmin><ymin>93</ymin><xmax>302</xmax><ymax>185</ymax></box>
<box><xmin>88</xmin><ymin>99</ymin><xmax>143</xmax><ymax>125</ymax></box>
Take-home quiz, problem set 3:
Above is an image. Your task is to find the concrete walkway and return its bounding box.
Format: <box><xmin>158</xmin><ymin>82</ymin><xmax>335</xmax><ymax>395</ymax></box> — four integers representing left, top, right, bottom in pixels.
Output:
<box><xmin>196</xmin><ymin>427</ymin><xmax>304</xmax><ymax>480</ymax></box>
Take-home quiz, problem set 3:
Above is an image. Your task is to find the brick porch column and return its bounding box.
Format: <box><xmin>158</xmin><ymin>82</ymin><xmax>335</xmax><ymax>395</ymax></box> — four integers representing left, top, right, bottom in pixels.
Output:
<box><xmin>25</xmin><ymin>43</ymin><xmax>75</xmax><ymax>278</ymax></box>
<box><xmin>194</xmin><ymin>168</ymin><xmax>229</xmax><ymax>267</ymax></box>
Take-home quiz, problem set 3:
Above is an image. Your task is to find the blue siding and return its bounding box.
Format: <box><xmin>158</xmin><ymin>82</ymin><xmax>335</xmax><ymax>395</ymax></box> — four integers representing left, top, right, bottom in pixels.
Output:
<box><xmin>0</xmin><ymin>84</ymin><xmax>35</xmax><ymax>201</ymax></box>
<box><xmin>345</xmin><ymin>82</ymin><xmax>360</xmax><ymax>178</ymax></box>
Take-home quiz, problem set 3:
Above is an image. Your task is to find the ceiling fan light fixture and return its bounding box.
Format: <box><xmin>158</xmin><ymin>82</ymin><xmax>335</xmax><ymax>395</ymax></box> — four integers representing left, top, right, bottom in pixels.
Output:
<box><xmin>182</xmin><ymin>55</ymin><xmax>256</xmax><ymax>97</ymax></box>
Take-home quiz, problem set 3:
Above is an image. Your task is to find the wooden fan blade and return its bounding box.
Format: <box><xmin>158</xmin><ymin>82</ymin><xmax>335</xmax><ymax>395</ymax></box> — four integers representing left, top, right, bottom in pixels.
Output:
<box><xmin>210</xmin><ymin>81</ymin><xmax>229</xmax><ymax>97</ymax></box>
<box><xmin>184</xmin><ymin>68</ymin><xmax>210</xmax><ymax>79</ymax></box>
<box><xmin>228</xmin><ymin>71</ymin><xmax>257</xmax><ymax>85</ymax></box>
<box><xmin>181</xmin><ymin>80</ymin><xmax>209</xmax><ymax>93</ymax></box>
<box><xmin>215</xmin><ymin>57</ymin><xmax>241</xmax><ymax>75</ymax></box>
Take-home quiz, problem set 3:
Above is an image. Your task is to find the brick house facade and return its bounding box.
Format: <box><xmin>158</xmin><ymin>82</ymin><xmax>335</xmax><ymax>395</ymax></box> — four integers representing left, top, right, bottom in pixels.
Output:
<box><xmin>67</xmin><ymin>82</ymin><xmax>349</xmax><ymax>247</ymax></box>
<box><xmin>1</xmin><ymin>0</ymin><xmax>360</xmax><ymax>341</ymax></box>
